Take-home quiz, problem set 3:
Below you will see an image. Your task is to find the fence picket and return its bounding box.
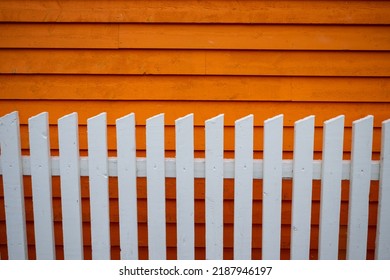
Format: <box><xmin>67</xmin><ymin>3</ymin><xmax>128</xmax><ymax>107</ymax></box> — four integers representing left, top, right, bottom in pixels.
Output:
<box><xmin>0</xmin><ymin>111</ymin><xmax>27</xmax><ymax>260</ymax></box>
<box><xmin>262</xmin><ymin>114</ymin><xmax>283</xmax><ymax>260</ymax></box>
<box><xmin>376</xmin><ymin>119</ymin><xmax>390</xmax><ymax>259</ymax></box>
<box><xmin>87</xmin><ymin>113</ymin><xmax>111</xmax><ymax>260</ymax></box>
<box><xmin>318</xmin><ymin>115</ymin><xmax>345</xmax><ymax>260</ymax></box>
<box><xmin>234</xmin><ymin>115</ymin><xmax>254</xmax><ymax>260</ymax></box>
<box><xmin>58</xmin><ymin>113</ymin><xmax>84</xmax><ymax>260</ymax></box>
<box><xmin>290</xmin><ymin>116</ymin><xmax>315</xmax><ymax>260</ymax></box>
<box><xmin>28</xmin><ymin>112</ymin><xmax>56</xmax><ymax>260</ymax></box>
<box><xmin>346</xmin><ymin>116</ymin><xmax>374</xmax><ymax>260</ymax></box>
<box><xmin>116</xmin><ymin>113</ymin><xmax>138</xmax><ymax>260</ymax></box>
<box><xmin>175</xmin><ymin>114</ymin><xmax>195</xmax><ymax>260</ymax></box>
<box><xmin>205</xmin><ymin>114</ymin><xmax>224</xmax><ymax>260</ymax></box>
<box><xmin>146</xmin><ymin>113</ymin><xmax>166</xmax><ymax>260</ymax></box>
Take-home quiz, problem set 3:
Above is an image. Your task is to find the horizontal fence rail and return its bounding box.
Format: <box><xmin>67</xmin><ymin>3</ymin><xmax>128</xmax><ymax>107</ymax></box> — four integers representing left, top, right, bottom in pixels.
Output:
<box><xmin>0</xmin><ymin>111</ymin><xmax>389</xmax><ymax>260</ymax></box>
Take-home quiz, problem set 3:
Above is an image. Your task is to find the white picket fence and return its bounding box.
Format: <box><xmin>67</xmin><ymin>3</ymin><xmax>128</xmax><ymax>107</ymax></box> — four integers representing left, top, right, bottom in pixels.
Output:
<box><xmin>0</xmin><ymin>111</ymin><xmax>389</xmax><ymax>260</ymax></box>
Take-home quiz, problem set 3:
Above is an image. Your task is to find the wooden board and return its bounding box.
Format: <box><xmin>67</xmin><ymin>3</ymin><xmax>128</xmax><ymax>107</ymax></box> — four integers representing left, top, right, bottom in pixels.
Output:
<box><xmin>1</xmin><ymin>50</ymin><xmax>390</xmax><ymax>77</ymax></box>
<box><xmin>1</xmin><ymin>1</ymin><xmax>389</xmax><ymax>24</ymax></box>
<box><xmin>1</xmin><ymin>24</ymin><xmax>389</xmax><ymax>50</ymax></box>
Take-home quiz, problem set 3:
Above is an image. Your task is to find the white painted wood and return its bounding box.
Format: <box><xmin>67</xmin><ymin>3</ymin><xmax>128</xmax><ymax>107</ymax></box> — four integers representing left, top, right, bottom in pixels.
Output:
<box><xmin>175</xmin><ymin>114</ymin><xmax>195</xmax><ymax>260</ymax></box>
<box><xmin>376</xmin><ymin>119</ymin><xmax>390</xmax><ymax>259</ymax></box>
<box><xmin>0</xmin><ymin>112</ymin><xmax>27</xmax><ymax>260</ymax></box>
<box><xmin>28</xmin><ymin>112</ymin><xmax>56</xmax><ymax>260</ymax></box>
<box><xmin>87</xmin><ymin>113</ymin><xmax>111</xmax><ymax>260</ymax></box>
<box><xmin>346</xmin><ymin>116</ymin><xmax>374</xmax><ymax>260</ymax></box>
<box><xmin>116</xmin><ymin>113</ymin><xmax>138</xmax><ymax>260</ymax></box>
<box><xmin>233</xmin><ymin>115</ymin><xmax>254</xmax><ymax>260</ymax></box>
<box><xmin>205</xmin><ymin>114</ymin><xmax>224</xmax><ymax>260</ymax></box>
<box><xmin>2</xmin><ymin>156</ymin><xmax>382</xmax><ymax>181</ymax></box>
<box><xmin>58</xmin><ymin>113</ymin><xmax>84</xmax><ymax>260</ymax></box>
<box><xmin>262</xmin><ymin>114</ymin><xmax>283</xmax><ymax>260</ymax></box>
<box><xmin>146</xmin><ymin>113</ymin><xmax>166</xmax><ymax>260</ymax></box>
<box><xmin>318</xmin><ymin>115</ymin><xmax>344</xmax><ymax>260</ymax></box>
<box><xmin>290</xmin><ymin>116</ymin><xmax>315</xmax><ymax>260</ymax></box>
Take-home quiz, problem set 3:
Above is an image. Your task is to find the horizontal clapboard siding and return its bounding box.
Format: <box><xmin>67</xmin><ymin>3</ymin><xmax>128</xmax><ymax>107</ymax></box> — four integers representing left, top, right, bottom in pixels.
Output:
<box><xmin>1</xmin><ymin>50</ymin><xmax>390</xmax><ymax>77</ymax></box>
<box><xmin>0</xmin><ymin>0</ymin><xmax>389</xmax><ymax>260</ymax></box>
<box><xmin>1</xmin><ymin>0</ymin><xmax>390</xmax><ymax>24</ymax></box>
<box><xmin>1</xmin><ymin>76</ymin><xmax>390</xmax><ymax>102</ymax></box>
<box><xmin>1</xmin><ymin>24</ymin><xmax>390</xmax><ymax>50</ymax></box>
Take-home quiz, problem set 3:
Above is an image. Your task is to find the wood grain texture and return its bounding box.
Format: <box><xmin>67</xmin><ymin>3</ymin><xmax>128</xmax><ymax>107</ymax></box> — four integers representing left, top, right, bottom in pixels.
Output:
<box><xmin>1</xmin><ymin>23</ymin><xmax>389</xmax><ymax>50</ymax></box>
<box><xmin>1</xmin><ymin>49</ymin><xmax>390</xmax><ymax>77</ymax></box>
<box><xmin>1</xmin><ymin>75</ymin><xmax>389</xmax><ymax>102</ymax></box>
<box><xmin>1</xmin><ymin>0</ymin><xmax>389</xmax><ymax>24</ymax></box>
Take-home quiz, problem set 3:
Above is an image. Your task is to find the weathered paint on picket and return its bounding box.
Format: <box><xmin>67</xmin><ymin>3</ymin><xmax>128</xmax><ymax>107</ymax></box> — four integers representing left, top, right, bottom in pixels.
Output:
<box><xmin>58</xmin><ymin>113</ymin><xmax>84</xmax><ymax>260</ymax></box>
<box><xmin>205</xmin><ymin>114</ymin><xmax>224</xmax><ymax>260</ymax></box>
<box><xmin>346</xmin><ymin>116</ymin><xmax>374</xmax><ymax>260</ymax></box>
<box><xmin>87</xmin><ymin>113</ymin><xmax>111</xmax><ymax>260</ymax></box>
<box><xmin>176</xmin><ymin>114</ymin><xmax>195</xmax><ymax>260</ymax></box>
<box><xmin>0</xmin><ymin>112</ymin><xmax>27</xmax><ymax>260</ymax></box>
<box><xmin>262</xmin><ymin>114</ymin><xmax>283</xmax><ymax>260</ymax></box>
<box><xmin>290</xmin><ymin>116</ymin><xmax>315</xmax><ymax>260</ymax></box>
<box><xmin>376</xmin><ymin>120</ymin><xmax>390</xmax><ymax>260</ymax></box>
<box><xmin>233</xmin><ymin>115</ymin><xmax>254</xmax><ymax>260</ymax></box>
<box><xmin>116</xmin><ymin>113</ymin><xmax>138</xmax><ymax>260</ymax></box>
<box><xmin>318</xmin><ymin>115</ymin><xmax>344</xmax><ymax>260</ymax></box>
<box><xmin>28</xmin><ymin>112</ymin><xmax>56</xmax><ymax>260</ymax></box>
<box><xmin>146</xmin><ymin>113</ymin><xmax>166</xmax><ymax>260</ymax></box>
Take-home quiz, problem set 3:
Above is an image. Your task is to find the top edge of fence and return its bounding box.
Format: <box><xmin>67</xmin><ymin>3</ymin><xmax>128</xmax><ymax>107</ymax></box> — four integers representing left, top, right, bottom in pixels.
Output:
<box><xmin>28</xmin><ymin>112</ymin><xmax>48</xmax><ymax>122</ymax></box>
<box><xmin>205</xmin><ymin>114</ymin><xmax>224</xmax><ymax>124</ymax></box>
<box><xmin>115</xmin><ymin>113</ymin><xmax>135</xmax><ymax>123</ymax></box>
<box><xmin>264</xmin><ymin>114</ymin><xmax>283</xmax><ymax>125</ymax></box>
<box><xmin>175</xmin><ymin>113</ymin><xmax>194</xmax><ymax>124</ymax></box>
<box><xmin>295</xmin><ymin>115</ymin><xmax>315</xmax><ymax>125</ymax></box>
<box><xmin>146</xmin><ymin>113</ymin><xmax>165</xmax><ymax>123</ymax></box>
<box><xmin>58</xmin><ymin>112</ymin><xmax>78</xmax><ymax>122</ymax></box>
<box><xmin>323</xmin><ymin>115</ymin><xmax>345</xmax><ymax>125</ymax></box>
<box><xmin>235</xmin><ymin>114</ymin><xmax>254</xmax><ymax>124</ymax></box>
<box><xmin>87</xmin><ymin>112</ymin><xmax>107</xmax><ymax>122</ymax></box>
<box><xmin>0</xmin><ymin>111</ymin><xmax>19</xmax><ymax>122</ymax></box>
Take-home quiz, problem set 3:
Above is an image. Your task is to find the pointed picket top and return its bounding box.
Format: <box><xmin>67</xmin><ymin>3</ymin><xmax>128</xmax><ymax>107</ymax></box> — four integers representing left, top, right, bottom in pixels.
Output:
<box><xmin>376</xmin><ymin>119</ymin><xmax>390</xmax><ymax>259</ymax></box>
<box><xmin>264</xmin><ymin>114</ymin><xmax>283</xmax><ymax>126</ymax></box>
<box><xmin>147</xmin><ymin>113</ymin><xmax>164</xmax><ymax>125</ymax></box>
<box><xmin>323</xmin><ymin>114</ymin><xmax>345</xmax><ymax>126</ymax></box>
<box><xmin>205</xmin><ymin>114</ymin><xmax>224</xmax><ymax>127</ymax></box>
<box><xmin>88</xmin><ymin>112</ymin><xmax>107</xmax><ymax>123</ymax></box>
<box><xmin>28</xmin><ymin>112</ymin><xmax>56</xmax><ymax>260</ymax></box>
<box><xmin>176</xmin><ymin>113</ymin><xmax>194</xmax><ymax>125</ymax></box>
<box><xmin>58</xmin><ymin>112</ymin><xmax>79</xmax><ymax>130</ymax></box>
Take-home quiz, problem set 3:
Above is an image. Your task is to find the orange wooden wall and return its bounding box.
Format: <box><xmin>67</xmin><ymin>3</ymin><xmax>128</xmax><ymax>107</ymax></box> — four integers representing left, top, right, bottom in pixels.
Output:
<box><xmin>1</xmin><ymin>0</ymin><xmax>390</xmax><ymax>260</ymax></box>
